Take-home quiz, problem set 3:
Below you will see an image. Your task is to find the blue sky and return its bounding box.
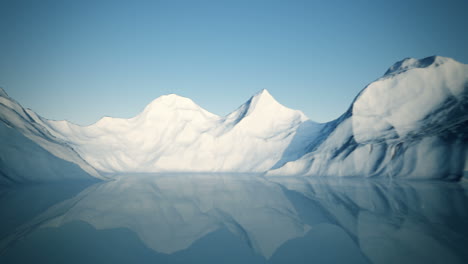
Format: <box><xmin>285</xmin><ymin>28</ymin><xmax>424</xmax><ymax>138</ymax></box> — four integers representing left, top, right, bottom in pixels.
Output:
<box><xmin>1</xmin><ymin>0</ymin><xmax>467</xmax><ymax>125</ymax></box>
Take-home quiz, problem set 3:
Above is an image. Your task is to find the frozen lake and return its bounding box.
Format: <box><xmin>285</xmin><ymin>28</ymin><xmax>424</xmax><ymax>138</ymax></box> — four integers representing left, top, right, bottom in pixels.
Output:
<box><xmin>1</xmin><ymin>174</ymin><xmax>468</xmax><ymax>264</ymax></box>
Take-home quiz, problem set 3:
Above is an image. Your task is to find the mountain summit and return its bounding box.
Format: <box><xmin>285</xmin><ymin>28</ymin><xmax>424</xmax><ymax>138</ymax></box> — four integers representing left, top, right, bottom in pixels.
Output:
<box><xmin>141</xmin><ymin>94</ymin><xmax>208</xmax><ymax>114</ymax></box>
<box><xmin>245</xmin><ymin>89</ymin><xmax>286</xmax><ymax>115</ymax></box>
<box><xmin>223</xmin><ymin>89</ymin><xmax>308</xmax><ymax>136</ymax></box>
<box><xmin>384</xmin><ymin>56</ymin><xmax>452</xmax><ymax>76</ymax></box>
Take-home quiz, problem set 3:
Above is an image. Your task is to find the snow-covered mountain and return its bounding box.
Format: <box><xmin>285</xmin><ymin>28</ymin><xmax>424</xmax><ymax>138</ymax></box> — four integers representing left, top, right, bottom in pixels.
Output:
<box><xmin>268</xmin><ymin>56</ymin><xmax>468</xmax><ymax>180</ymax></box>
<box><xmin>0</xmin><ymin>88</ymin><xmax>104</xmax><ymax>184</ymax></box>
<box><xmin>35</xmin><ymin>89</ymin><xmax>320</xmax><ymax>174</ymax></box>
<box><xmin>0</xmin><ymin>55</ymin><xmax>467</xmax><ymax>183</ymax></box>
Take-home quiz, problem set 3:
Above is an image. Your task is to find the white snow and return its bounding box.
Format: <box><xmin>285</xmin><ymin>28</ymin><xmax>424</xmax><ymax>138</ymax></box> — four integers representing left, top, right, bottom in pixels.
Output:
<box><xmin>353</xmin><ymin>56</ymin><xmax>467</xmax><ymax>143</ymax></box>
<box><xmin>268</xmin><ymin>56</ymin><xmax>468</xmax><ymax>179</ymax></box>
<box><xmin>0</xmin><ymin>90</ymin><xmax>104</xmax><ymax>184</ymax></box>
<box><xmin>41</xmin><ymin>89</ymin><xmax>315</xmax><ymax>174</ymax></box>
<box><xmin>1</xmin><ymin>56</ymin><xmax>467</xmax><ymax>182</ymax></box>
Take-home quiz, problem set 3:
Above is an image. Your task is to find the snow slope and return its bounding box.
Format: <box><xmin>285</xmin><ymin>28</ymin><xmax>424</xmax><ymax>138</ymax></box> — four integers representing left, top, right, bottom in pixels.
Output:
<box><xmin>268</xmin><ymin>56</ymin><xmax>468</xmax><ymax>180</ymax></box>
<box><xmin>1</xmin><ymin>56</ymin><xmax>466</xmax><ymax>182</ymax></box>
<box><xmin>0</xmin><ymin>88</ymin><xmax>104</xmax><ymax>184</ymax></box>
<box><xmin>38</xmin><ymin>89</ymin><xmax>320</xmax><ymax>174</ymax></box>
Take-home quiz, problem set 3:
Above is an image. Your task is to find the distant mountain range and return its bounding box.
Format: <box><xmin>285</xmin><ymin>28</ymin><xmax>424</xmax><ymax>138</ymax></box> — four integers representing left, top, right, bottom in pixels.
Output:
<box><xmin>1</xmin><ymin>56</ymin><xmax>467</xmax><ymax>184</ymax></box>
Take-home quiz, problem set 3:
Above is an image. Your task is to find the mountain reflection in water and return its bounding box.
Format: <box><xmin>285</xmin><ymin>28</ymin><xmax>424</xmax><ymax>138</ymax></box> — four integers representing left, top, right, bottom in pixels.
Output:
<box><xmin>1</xmin><ymin>174</ymin><xmax>467</xmax><ymax>264</ymax></box>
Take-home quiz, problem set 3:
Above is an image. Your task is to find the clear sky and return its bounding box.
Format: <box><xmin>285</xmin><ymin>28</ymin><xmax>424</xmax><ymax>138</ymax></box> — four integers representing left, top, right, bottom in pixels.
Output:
<box><xmin>1</xmin><ymin>0</ymin><xmax>467</xmax><ymax>125</ymax></box>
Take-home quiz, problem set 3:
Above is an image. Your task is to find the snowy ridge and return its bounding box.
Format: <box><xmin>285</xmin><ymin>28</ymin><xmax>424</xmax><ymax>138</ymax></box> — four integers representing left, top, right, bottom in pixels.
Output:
<box><xmin>40</xmin><ymin>89</ymin><xmax>315</xmax><ymax>174</ymax></box>
<box><xmin>0</xmin><ymin>89</ymin><xmax>104</xmax><ymax>184</ymax></box>
<box><xmin>0</xmin><ymin>56</ymin><xmax>467</xmax><ymax>183</ymax></box>
<box><xmin>268</xmin><ymin>56</ymin><xmax>468</xmax><ymax>180</ymax></box>
<box><xmin>383</xmin><ymin>56</ymin><xmax>450</xmax><ymax>76</ymax></box>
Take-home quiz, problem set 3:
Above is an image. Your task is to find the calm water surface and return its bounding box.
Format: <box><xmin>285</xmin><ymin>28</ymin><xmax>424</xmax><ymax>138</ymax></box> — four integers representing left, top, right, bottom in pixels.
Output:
<box><xmin>1</xmin><ymin>174</ymin><xmax>467</xmax><ymax>264</ymax></box>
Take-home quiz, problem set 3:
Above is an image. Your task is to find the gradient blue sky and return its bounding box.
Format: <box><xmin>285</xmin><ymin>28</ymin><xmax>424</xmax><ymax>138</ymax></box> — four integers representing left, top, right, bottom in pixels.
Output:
<box><xmin>1</xmin><ymin>0</ymin><xmax>467</xmax><ymax>125</ymax></box>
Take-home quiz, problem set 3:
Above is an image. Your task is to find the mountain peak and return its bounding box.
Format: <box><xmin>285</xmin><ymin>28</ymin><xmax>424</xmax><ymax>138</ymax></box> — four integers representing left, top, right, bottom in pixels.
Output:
<box><xmin>143</xmin><ymin>93</ymin><xmax>201</xmax><ymax>113</ymax></box>
<box><xmin>249</xmin><ymin>89</ymin><xmax>281</xmax><ymax>108</ymax></box>
<box><xmin>156</xmin><ymin>93</ymin><xmax>195</xmax><ymax>104</ymax></box>
<box><xmin>244</xmin><ymin>89</ymin><xmax>308</xmax><ymax>120</ymax></box>
<box><xmin>136</xmin><ymin>93</ymin><xmax>220</xmax><ymax>121</ymax></box>
<box><xmin>384</xmin><ymin>55</ymin><xmax>452</xmax><ymax>76</ymax></box>
<box><xmin>224</xmin><ymin>89</ymin><xmax>308</xmax><ymax>128</ymax></box>
<box><xmin>253</xmin><ymin>88</ymin><xmax>272</xmax><ymax>97</ymax></box>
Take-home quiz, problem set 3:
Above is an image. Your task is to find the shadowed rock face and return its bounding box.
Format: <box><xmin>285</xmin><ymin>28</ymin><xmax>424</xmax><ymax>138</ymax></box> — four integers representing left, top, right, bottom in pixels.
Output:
<box><xmin>269</xmin><ymin>56</ymin><xmax>468</xmax><ymax>180</ymax></box>
<box><xmin>0</xmin><ymin>89</ymin><xmax>103</xmax><ymax>185</ymax></box>
<box><xmin>1</xmin><ymin>175</ymin><xmax>468</xmax><ymax>263</ymax></box>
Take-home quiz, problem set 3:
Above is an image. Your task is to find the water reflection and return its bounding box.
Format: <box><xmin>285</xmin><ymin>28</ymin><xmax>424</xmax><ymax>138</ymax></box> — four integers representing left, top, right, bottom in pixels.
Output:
<box><xmin>272</xmin><ymin>177</ymin><xmax>468</xmax><ymax>264</ymax></box>
<box><xmin>0</xmin><ymin>175</ymin><xmax>467</xmax><ymax>264</ymax></box>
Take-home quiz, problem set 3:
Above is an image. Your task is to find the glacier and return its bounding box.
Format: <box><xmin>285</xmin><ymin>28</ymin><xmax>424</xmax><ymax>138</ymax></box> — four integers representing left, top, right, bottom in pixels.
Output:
<box><xmin>0</xmin><ymin>55</ymin><xmax>467</xmax><ymax>183</ymax></box>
